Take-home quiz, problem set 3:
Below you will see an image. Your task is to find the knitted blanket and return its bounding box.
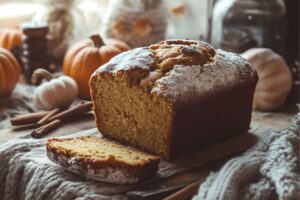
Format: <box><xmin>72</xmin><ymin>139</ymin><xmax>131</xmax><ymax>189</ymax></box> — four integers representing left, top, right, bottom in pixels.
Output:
<box><xmin>193</xmin><ymin>112</ymin><xmax>300</xmax><ymax>200</ymax></box>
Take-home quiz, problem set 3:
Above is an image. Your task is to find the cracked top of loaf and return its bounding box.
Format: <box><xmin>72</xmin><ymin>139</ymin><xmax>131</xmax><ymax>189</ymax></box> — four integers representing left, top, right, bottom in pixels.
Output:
<box><xmin>92</xmin><ymin>39</ymin><xmax>258</xmax><ymax>106</ymax></box>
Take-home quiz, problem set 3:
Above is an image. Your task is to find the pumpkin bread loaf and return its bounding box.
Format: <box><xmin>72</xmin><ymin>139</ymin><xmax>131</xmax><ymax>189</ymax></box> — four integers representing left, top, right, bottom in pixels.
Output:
<box><xmin>90</xmin><ymin>39</ymin><xmax>258</xmax><ymax>160</ymax></box>
<box><xmin>47</xmin><ymin>136</ymin><xmax>160</xmax><ymax>184</ymax></box>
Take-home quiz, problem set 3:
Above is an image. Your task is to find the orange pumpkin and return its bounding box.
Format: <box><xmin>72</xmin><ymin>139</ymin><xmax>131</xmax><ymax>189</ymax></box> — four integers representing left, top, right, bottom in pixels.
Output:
<box><xmin>0</xmin><ymin>47</ymin><xmax>21</xmax><ymax>97</ymax></box>
<box><xmin>63</xmin><ymin>34</ymin><xmax>130</xmax><ymax>99</ymax></box>
<box><xmin>0</xmin><ymin>28</ymin><xmax>22</xmax><ymax>50</ymax></box>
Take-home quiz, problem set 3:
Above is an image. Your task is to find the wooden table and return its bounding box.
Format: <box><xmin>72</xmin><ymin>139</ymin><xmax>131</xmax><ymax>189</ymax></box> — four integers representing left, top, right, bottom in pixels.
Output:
<box><xmin>0</xmin><ymin>109</ymin><xmax>296</xmax><ymax>144</ymax></box>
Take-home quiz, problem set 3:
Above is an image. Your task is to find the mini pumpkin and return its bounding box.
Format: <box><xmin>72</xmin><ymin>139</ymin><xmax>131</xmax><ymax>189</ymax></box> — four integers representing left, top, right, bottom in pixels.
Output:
<box><xmin>0</xmin><ymin>28</ymin><xmax>22</xmax><ymax>50</ymax></box>
<box><xmin>241</xmin><ymin>48</ymin><xmax>292</xmax><ymax>111</ymax></box>
<box><xmin>32</xmin><ymin>68</ymin><xmax>78</xmax><ymax>110</ymax></box>
<box><xmin>63</xmin><ymin>34</ymin><xmax>130</xmax><ymax>99</ymax></box>
<box><xmin>0</xmin><ymin>47</ymin><xmax>21</xmax><ymax>97</ymax></box>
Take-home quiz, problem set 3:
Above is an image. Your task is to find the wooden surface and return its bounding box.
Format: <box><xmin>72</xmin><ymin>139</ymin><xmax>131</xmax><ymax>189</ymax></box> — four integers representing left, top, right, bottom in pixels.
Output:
<box><xmin>251</xmin><ymin>111</ymin><xmax>295</xmax><ymax>130</ymax></box>
<box><xmin>0</xmin><ymin>110</ymin><xmax>295</xmax><ymax>144</ymax></box>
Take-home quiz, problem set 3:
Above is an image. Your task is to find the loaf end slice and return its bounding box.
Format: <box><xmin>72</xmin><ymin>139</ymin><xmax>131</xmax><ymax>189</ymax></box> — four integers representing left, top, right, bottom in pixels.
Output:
<box><xmin>46</xmin><ymin>136</ymin><xmax>160</xmax><ymax>184</ymax></box>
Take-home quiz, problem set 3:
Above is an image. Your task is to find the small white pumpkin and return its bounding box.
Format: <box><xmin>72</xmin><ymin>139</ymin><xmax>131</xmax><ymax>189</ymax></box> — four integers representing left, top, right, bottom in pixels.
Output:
<box><xmin>32</xmin><ymin>68</ymin><xmax>78</xmax><ymax>110</ymax></box>
<box><xmin>241</xmin><ymin>48</ymin><xmax>292</xmax><ymax>111</ymax></box>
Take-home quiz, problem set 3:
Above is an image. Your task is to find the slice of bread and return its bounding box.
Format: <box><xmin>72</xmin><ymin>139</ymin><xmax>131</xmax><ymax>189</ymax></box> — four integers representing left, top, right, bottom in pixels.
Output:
<box><xmin>46</xmin><ymin>136</ymin><xmax>160</xmax><ymax>184</ymax></box>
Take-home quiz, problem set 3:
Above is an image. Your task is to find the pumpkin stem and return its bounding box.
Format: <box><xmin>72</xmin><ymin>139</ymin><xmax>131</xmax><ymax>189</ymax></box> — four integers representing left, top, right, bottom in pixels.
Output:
<box><xmin>90</xmin><ymin>34</ymin><xmax>104</xmax><ymax>48</ymax></box>
<box><xmin>31</xmin><ymin>68</ymin><xmax>54</xmax><ymax>85</ymax></box>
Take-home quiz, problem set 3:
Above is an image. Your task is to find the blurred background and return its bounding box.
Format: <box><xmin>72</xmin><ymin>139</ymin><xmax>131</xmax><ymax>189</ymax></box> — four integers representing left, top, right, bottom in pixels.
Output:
<box><xmin>0</xmin><ymin>0</ymin><xmax>298</xmax><ymax>112</ymax></box>
<box><xmin>0</xmin><ymin>0</ymin><xmax>298</xmax><ymax>61</ymax></box>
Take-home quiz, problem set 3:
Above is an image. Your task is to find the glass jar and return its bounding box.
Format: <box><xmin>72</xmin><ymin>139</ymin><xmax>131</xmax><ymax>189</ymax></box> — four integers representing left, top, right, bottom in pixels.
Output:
<box><xmin>164</xmin><ymin>0</ymin><xmax>215</xmax><ymax>41</ymax></box>
<box><xmin>211</xmin><ymin>0</ymin><xmax>286</xmax><ymax>54</ymax></box>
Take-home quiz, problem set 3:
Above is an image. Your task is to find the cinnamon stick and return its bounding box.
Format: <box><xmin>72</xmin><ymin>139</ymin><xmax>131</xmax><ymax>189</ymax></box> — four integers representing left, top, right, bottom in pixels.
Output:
<box><xmin>11</xmin><ymin>101</ymin><xmax>93</xmax><ymax>138</ymax></box>
<box><xmin>31</xmin><ymin>119</ymin><xmax>62</xmax><ymax>138</ymax></box>
<box><xmin>47</xmin><ymin>101</ymin><xmax>93</xmax><ymax>123</ymax></box>
<box><xmin>10</xmin><ymin>111</ymin><xmax>49</xmax><ymax>126</ymax></box>
<box><xmin>37</xmin><ymin>108</ymin><xmax>62</xmax><ymax>125</ymax></box>
<box><xmin>13</xmin><ymin>124</ymin><xmax>38</xmax><ymax>131</ymax></box>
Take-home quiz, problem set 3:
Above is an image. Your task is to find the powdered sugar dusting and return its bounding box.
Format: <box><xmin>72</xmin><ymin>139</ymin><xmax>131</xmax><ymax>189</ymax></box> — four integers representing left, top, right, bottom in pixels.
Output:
<box><xmin>92</xmin><ymin>40</ymin><xmax>257</xmax><ymax>106</ymax></box>
<box><xmin>151</xmin><ymin>49</ymin><xmax>257</xmax><ymax>104</ymax></box>
<box><xmin>93</xmin><ymin>47</ymin><xmax>154</xmax><ymax>75</ymax></box>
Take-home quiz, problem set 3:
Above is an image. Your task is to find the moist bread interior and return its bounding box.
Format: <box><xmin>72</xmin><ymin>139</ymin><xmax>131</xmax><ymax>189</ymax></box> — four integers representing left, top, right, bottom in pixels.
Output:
<box><xmin>47</xmin><ymin>136</ymin><xmax>159</xmax><ymax>166</ymax></box>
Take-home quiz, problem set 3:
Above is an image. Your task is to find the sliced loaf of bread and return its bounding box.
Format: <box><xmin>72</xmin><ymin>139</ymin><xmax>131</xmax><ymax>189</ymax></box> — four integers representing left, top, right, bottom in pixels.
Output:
<box><xmin>46</xmin><ymin>136</ymin><xmax>160</xmax><ymax>184</ymax></box>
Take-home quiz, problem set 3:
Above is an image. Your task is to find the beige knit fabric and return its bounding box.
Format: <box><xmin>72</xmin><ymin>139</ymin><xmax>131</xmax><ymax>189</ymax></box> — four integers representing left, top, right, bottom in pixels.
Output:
<box><xmin>0</xmin><ymin>130</ymin><xmax>127</xmax><ymax>200</ymax></box>
<box><xmin>193</xmin><ymin>112</ymin><xmax>300</xmax><ymax>200</ymax></box>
